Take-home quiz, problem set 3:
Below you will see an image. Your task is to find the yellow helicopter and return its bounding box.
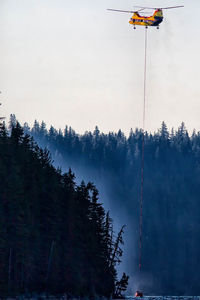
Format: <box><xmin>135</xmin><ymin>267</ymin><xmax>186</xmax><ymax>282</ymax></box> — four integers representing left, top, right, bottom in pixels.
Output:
<box><xmin>107</xmin><ymin>6</ymin><xmax>184</xmax><ymax>29</ymax></box>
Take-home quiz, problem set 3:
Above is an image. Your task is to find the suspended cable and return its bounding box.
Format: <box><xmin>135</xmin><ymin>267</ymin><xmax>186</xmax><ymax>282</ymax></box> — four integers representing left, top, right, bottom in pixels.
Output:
<box><xmin>139</xmin><ymin>26</ymin><xmax>148</xmax><ymax>272</ymax></box>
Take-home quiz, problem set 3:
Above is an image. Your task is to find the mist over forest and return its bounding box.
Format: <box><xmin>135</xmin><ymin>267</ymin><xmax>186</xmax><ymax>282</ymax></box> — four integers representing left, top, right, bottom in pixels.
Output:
<box><xmin>14</xmin><ymin>114</ymin><xmax>200</xmax><ymax>296</ymax></box>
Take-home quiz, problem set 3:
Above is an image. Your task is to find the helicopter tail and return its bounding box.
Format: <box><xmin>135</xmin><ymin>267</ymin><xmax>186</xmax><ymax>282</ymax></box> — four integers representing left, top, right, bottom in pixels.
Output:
<box><xmin>153</xmin><ymin>9</ymin><xmax>163</xmax><ymax>18</ymax></box>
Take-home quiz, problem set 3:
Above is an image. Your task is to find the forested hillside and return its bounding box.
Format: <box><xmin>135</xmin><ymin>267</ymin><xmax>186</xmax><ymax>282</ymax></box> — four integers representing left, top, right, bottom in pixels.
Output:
<box><xmin>20</xmin><ymin>115</ymin><xmax>200</xmax><ymax>295</ymax></box>
<box><xmin>0</xmin><ymin>121</ymin><xmax>126</xmax><ymax>297</ymax></box>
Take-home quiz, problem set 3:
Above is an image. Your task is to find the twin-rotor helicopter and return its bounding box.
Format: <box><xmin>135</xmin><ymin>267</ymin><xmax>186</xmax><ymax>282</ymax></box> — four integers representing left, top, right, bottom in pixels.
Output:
<box><xmin>107</xmin><ymin>5</ymin><xmax>184</xmax><ymax>29</ymax></box>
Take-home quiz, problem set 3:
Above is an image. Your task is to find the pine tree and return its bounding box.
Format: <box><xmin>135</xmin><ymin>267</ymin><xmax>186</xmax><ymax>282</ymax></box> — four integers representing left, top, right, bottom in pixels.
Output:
<box><xmin>114</xmin><ymin>272</ymin><xmax>129</xmax><ymax>297</ymax></box>
<box><xmin>110</xmin><ymin>225</ymin><xmax>126</xmax><ymax>268</ymax></box>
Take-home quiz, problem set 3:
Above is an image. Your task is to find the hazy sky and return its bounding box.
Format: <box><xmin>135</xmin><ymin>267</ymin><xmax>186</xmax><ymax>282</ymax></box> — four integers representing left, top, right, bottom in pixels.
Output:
<box><xmin>0</xmin><ymin>0</ymin><xmax>199</xmax><ymax>134</ymax></box>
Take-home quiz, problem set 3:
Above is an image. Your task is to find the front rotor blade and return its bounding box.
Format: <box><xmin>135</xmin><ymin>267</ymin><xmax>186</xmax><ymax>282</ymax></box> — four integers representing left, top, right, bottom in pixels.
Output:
<box><xmin>107</xmin><ymin>8</ymin><xmax>145</xmax><ymax>13</ymax></box>
<box><xmin>133</xmin><ymin>6</ymin><xmax>156</xmax><ymax>9</ymax></box>
<box><xmin>107</xmin><ymin>8</ymin><xmax>135</xmax><ymax>13</ymax></box>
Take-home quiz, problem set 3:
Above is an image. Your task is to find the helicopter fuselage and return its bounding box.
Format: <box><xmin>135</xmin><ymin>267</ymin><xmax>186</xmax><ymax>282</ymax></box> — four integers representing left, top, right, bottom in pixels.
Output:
<box><xmin>129</xmin><ymin>9</ymin><xmax>163</xmax><ymax>27</ymax></box>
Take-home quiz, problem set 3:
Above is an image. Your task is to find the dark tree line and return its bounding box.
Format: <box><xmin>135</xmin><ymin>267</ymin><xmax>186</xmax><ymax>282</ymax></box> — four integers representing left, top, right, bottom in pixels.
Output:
<box><xmin>20</xmin><ymin>116</ymin><xmax>200</xmax><ymax>295</ymax></box>
<box><xmin>0</xmin><ymin>120</ymin><xmax>127</xmax><ymax>297</ymax></box>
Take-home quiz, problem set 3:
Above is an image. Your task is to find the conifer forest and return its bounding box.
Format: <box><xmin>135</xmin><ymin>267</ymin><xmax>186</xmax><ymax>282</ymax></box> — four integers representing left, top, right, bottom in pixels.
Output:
<box><xmin>23</xmin><ymin>117</ymin><xmax>200</xmax><ymax>296</ymax></box>
<box><xmin>1</xmin><ymin>115</ymin><xmax>200</xmax><ymax>296</ymax></box>
<box><xmin>0</xmin><ymin>120</ymin><xmax>127</xmax><ymax>297</ymax></box>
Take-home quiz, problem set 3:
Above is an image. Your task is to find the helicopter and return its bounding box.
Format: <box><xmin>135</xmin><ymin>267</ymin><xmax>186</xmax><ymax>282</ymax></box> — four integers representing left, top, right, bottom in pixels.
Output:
<box><xmin>107</xmin><ymin>5</ymin><xmax>184</xmax><ymax>29</ymax></box>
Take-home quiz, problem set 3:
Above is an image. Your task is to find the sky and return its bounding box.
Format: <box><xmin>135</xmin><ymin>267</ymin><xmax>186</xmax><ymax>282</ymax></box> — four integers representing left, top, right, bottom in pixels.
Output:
<box><xmin>0</xmin><ymin>0</ymin><xmax>199</xmax><ymax>135</ymax></box>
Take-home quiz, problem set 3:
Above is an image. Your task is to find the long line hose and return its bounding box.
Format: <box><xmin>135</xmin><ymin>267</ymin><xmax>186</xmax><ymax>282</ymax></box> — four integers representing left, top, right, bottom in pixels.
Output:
<box><xmin>139</xmin><ymin>27</ymin><xmax>148</xmax><ymax>272</ymax></box>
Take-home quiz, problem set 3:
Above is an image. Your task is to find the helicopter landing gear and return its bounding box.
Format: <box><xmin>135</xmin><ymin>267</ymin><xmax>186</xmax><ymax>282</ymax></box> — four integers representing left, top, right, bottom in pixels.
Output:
<box><xmin>145</xmin><ymin>25</ymin><xmax>148</xmax><ymax>29</ymax></box>
<box><xmin>157</xmin><ymin>26</ymin><xmax>159</xmax><ymax>29</ymax></box>
<box><xmin>134</xmin><ymin>26</ymin><xmax>136</xmax><ymax>29</ymax></box>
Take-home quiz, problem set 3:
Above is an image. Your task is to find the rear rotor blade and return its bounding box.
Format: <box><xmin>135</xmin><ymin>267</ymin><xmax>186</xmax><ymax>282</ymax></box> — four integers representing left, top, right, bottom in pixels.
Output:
<box><xmin>161</xmin><ymin>6</ymin><xmax>184</xmax><ymax>9</ymax></box>
<box><xmin>133</xmin><ymin>5</ymin><xmax>184</xmax><ymax>10</ymax></box>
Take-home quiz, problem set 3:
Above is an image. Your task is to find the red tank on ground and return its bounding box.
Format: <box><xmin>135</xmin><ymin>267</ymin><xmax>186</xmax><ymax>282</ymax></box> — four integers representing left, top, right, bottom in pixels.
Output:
<box><xmin>135</xmin><ymin>291</ymin><xmax>143</xmax><ymax>297</ymax></box>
